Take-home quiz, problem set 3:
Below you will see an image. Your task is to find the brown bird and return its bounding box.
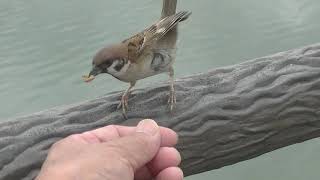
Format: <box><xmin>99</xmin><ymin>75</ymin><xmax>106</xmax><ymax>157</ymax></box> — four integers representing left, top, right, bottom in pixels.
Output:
<box><xmin>83</xmin><ymin>4</ymin><xmax>191</xmax><ymax>117</ymax></box>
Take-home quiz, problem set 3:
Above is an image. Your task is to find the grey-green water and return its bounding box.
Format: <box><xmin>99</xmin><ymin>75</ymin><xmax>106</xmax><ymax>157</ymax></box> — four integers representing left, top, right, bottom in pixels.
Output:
<box><xmin>0</xmin><ymin>0</ymin><xmax>319</xmax><ymax>179</ymax></box>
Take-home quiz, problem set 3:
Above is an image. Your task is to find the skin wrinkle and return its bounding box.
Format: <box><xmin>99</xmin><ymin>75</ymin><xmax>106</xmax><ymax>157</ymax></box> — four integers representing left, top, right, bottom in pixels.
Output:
<box><xmin>90</xmin><ymin>125</ymin><xmax>121</xmax><ymax>142</ymax></box>
<box><xmin>80</xmin><ymin>131</ymin><xmax>101</xmax><ymax>143</ymax></box>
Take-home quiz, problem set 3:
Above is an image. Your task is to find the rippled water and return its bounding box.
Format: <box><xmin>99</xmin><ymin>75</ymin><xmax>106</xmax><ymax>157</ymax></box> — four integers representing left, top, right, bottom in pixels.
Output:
<box><xmin>0</xmin><ymin>0</ymin><xmax>319</xmax><ymax>179</ymax></box>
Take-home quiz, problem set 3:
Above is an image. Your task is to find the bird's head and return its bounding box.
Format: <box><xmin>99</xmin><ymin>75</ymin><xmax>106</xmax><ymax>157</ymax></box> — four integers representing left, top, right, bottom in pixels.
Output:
<box><xmin>86</xmin><ymin>43</ymin><xmax>129</xmax><ymax>80</ymax></box>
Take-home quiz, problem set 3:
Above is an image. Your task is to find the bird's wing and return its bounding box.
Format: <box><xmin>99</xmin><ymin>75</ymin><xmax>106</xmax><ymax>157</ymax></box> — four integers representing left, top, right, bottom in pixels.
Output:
<box><xmin>122</xmin><ymin>11</ymin><xmax>191</xmax><ymax>63</ymax></box>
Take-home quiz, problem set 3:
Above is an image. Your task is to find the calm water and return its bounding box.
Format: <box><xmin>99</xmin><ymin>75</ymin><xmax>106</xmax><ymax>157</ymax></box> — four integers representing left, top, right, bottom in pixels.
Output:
<box><xmin>0</xmin><ymin>0</ymin><xmax>319</xmax><ymax>179</ymax></box>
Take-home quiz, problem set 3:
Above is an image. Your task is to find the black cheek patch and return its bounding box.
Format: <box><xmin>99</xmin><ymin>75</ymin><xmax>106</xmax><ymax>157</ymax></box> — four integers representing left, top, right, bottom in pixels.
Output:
<box><xmin>114</xmin><ymin>59</ymin><xmax>125</xmax><ymax>72</ymax></box>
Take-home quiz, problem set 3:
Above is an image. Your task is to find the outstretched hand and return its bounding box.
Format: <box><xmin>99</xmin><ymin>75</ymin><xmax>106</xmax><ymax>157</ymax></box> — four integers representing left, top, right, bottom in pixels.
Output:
<box><xmin>36</xmin><ymin>119</ymin><xmax>183</xmax><ymax>180</ymax></box>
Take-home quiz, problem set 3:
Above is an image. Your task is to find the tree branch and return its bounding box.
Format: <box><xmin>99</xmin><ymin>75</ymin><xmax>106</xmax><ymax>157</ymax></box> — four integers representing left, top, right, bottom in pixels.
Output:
<box><xmin>0</xmin><ymin>44</ymin><xmax>320</xmax><ymax>180</ymax></box>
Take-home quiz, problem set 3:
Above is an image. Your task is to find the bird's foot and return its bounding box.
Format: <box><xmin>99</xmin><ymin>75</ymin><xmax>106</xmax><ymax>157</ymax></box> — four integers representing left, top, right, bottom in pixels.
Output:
<box><xmin>117</xmin><ymin>93</ymin><xmax>129</xmax><ymax>118</ymax></box>
<box><xmin>167</xmin><ymin>89</ymin><xmax>177</xmax><ymax>112</ymax></box>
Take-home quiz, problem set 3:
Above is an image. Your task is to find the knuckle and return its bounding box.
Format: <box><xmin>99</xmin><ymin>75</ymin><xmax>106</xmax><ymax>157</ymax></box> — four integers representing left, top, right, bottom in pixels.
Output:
<box><xmin>105</xmin><ymin>125</ymin><xmax>120</xmax><ymax>135</ymax></box>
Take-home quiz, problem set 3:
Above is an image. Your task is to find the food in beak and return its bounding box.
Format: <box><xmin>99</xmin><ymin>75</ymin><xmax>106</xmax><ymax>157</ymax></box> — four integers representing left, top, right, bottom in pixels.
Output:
<box><xmin>82</xmin><ymin>75</ymin><xmax>95</xmax><ymax>83</ymax></box>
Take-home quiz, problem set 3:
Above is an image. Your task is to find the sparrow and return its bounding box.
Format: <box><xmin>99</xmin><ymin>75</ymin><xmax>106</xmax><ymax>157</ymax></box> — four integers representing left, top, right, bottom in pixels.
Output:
<box><xmin>83</xmin><ymin>11</ymin><xmax>191</xmax><ymax>117</ymax></box>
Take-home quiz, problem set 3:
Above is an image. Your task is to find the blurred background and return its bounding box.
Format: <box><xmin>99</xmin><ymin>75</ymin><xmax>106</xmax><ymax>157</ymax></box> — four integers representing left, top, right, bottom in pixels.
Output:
<box><xmin>0</xmin><ymin>0</ymin><xmax>319</xmax><ymax>179</ymax></box>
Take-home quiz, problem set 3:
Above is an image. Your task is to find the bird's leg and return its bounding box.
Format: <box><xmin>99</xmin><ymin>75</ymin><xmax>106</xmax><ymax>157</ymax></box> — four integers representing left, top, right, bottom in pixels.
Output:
<box><xmin>168</xmin><ymin>67</ymin><xmax>176</xmax><ymax>111</ymax></box>
<box><xmin>117</xmin><ymin>81</ymin><xmax>136</xmax><ymax>117</ymax></box>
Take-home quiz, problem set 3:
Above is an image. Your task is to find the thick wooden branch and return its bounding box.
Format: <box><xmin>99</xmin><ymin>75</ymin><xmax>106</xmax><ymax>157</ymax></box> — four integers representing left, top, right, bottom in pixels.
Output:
<box><xmin>0</xmin><ymin>44</ymin><xmax>320</xmax><ymax>180</ymax></box>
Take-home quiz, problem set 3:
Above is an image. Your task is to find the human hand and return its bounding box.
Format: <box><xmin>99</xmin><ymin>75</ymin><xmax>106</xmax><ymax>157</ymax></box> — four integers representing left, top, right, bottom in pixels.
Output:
<box><xmin>36</xmin><ymin>119</ymin><xmax>182</xmax><ymax>180</ymax></box>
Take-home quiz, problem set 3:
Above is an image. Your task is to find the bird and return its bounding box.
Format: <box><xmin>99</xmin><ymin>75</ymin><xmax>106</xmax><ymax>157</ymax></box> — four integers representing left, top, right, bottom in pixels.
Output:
<box><xmin>83</xmin><ymin>9</ymin><xmax>191</xmax><ymax>117</ymax></box>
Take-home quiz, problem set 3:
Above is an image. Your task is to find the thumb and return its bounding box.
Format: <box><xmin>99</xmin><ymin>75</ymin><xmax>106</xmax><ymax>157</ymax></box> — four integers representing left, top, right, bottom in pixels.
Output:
<box><xmin>102</xmin><ymin>119</ymin><xmax>161</xmax><ymax>172</ymax></box>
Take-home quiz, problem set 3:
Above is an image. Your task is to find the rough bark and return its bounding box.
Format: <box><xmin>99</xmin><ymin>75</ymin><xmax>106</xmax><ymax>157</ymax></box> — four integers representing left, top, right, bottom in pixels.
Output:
<box><xmin>0</xmin><ymin>44</ymin><xmax>320</xmax><ymax>180</ymax></box>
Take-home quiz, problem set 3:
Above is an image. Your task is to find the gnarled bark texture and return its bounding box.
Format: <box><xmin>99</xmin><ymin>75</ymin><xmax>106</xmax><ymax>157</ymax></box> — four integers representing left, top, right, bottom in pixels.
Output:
<box><xmin>0</xmin><ymin>44</ymin><xmax>320</xmax><ymax>180</ymax></box>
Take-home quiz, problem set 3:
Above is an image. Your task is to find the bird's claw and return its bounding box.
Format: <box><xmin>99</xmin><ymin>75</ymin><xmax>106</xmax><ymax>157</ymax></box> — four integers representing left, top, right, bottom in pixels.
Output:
<box><xmin>117</xmin><ymin>94</ymin><xmax>129</xmax><ymax>118</ymax></box>
<box><xmin>167</xmin><ymin>90</ymin><xmax>176</xmax><ymax>112</ymax></box>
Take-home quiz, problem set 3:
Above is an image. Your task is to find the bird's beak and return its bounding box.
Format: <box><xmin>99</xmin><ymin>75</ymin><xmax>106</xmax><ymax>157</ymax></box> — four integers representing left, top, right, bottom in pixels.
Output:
<box><xmin>89</xmin><ymin>66</ymin><xmax>103</xmax><ymax>77</ymax></box>
<box><xmin>83</xmin><ymin>66</ymin><xmax>104</xmax><ymax>83</ymax></box>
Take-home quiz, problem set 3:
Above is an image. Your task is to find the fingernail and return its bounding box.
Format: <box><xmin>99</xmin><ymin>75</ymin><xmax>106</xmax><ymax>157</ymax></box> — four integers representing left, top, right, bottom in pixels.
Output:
<box><xmin>136</xmin><ymin>119</ymin><xmax>159</xmax><ymax>136</ymax></box>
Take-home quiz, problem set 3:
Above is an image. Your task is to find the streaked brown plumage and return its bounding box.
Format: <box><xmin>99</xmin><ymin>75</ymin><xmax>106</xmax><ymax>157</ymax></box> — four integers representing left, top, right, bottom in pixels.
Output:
<box><xmin>84</xmin><ymin>1</ymin><xmax>191</xmax><ymax>117</ymax></box>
